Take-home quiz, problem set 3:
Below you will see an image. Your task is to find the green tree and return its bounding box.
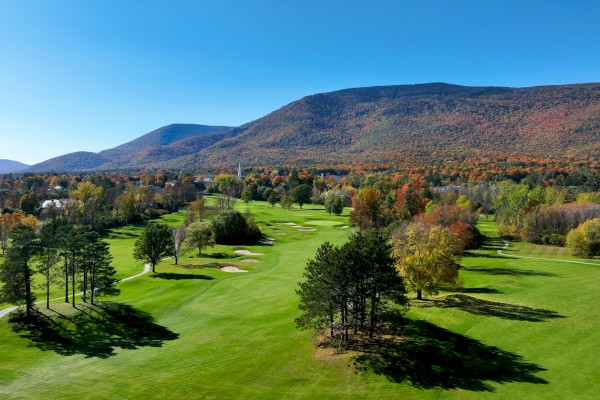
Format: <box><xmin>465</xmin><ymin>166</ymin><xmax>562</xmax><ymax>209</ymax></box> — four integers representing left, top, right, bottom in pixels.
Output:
<box><xmin>291</xmin><ymin>184</ymin><xmax>312</xmax><ymax>209</ymax></box>
<box><xmin>330</xmin><ymin>197</ymin><xmax>344</xmax><ymax>216</ymax></box>
<box><xmin>0</xmin><ymin>225</ymin><xmax>39</xmax><ymax>317</ymax></box>
<box><xmin>186</xmin><ymin>221</ymin><xmax>215</xmax><ymax>255</ymax></box>
<box><xmin>391</xmin><ymin>222</ymin><xmax>462</xmax><ymax>300</ymax></box>
<box><xmin>37</xmin><ymin>221</ymin><xmax>61</xmax><ymax>309</ymax></box>
<box><xmin>83</xmin><ymin>233</ymin><xmax>119</xmax><ymax>304</ymax></box>
<box><xmin>133</xmin><ymin>222</ymin><xmax>174</xmax><ymax>273</ymax></box>
<box><xmin>212</xmin><ymin>211</ymin><xmax>261</xmax><ymax>245</ymax></box>
<box><xmin>280</xmin><ymin>192</ymin><xmax>293</xmax><ymax>210</ymax></box>
<box><xmin>296</xmin><ymin>231</ymin><xmax>408</xmax><ymax>343</ymax></box>
<box><xmin>19</xmin><ymin>192</ymin><xmax>38</xmax><ymax>215</ymax></box>
<box><xmin>267</xmin><ymin>191</ymin><xmax>279</xmax><ymax>207</ymax></box>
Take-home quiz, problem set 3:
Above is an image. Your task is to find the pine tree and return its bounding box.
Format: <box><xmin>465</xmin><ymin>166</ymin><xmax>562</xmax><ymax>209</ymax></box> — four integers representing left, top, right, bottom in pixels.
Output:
<box><xmin>0</xmin><ymin>225</ymin><xmax>39</xmax><ymax>317</ymax></box>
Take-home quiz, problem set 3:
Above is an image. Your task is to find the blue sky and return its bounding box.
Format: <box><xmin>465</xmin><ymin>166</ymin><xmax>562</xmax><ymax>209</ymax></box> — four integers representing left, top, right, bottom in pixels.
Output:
<box><xmin>0</xmin><ymin>0</ymin><xmax>598</xmax><ymax>165</ymax></box>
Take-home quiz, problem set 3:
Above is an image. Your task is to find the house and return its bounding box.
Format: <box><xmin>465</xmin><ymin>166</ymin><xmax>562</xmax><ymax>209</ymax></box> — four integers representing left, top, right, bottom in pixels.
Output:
<box><xmin>41</xmin><ymin>199</ymin><xmax>64</xmax><ymax>209</ymax></box>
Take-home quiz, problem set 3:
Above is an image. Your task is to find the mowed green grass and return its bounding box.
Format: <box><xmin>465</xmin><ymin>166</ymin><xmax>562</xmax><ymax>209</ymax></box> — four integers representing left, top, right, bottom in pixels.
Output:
<box><xmin>1</xmin><ymin>208</ymin><xmax>600</xmax><ymax>399</ymax></box>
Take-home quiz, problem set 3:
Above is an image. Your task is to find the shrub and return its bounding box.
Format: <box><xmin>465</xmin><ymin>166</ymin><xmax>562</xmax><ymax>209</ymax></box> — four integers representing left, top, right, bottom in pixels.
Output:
<box><xmin>566</xmin><ymin>218</ymin><xmax>600</xmax><ymax>258</ymax></box>
<box><xmin>212</xmin><ymin>210</ymin><xmax>261</xmax><ymax>245</ymax></box>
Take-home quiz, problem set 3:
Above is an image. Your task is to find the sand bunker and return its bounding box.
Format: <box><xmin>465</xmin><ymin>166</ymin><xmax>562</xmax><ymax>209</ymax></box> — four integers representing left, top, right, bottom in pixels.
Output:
<box><xmin>260</xmin><ymin>238</ymin><xmax>275</xmax><ymax>245</ymax></box>
<box><xmin>234</xmin><ymin>249</ymin><xmax>264</xmax><ymax>256</ymax></box>
<box><xmin>240</xmin><ymin>259</ymin><xmax>259</xmax><ymax>263</ymax></box>
<box><xmin>220</xmin><ymin>266</ymin><xmax>248</xmax><ymax>273</ymax></box>
<box><xmin>296</xmin><ymin>227</ymin><xmax>316</xmax><ymax>231</ymax></box>
<box><xmin>278</xmin><ymin>222</ymin><xmax>300</xmax><ymax>226</ymax></box>
<box><xmin>339</xmin><ymin>226</ymin><xmax>349</xmax><ymax>229</ymax></box>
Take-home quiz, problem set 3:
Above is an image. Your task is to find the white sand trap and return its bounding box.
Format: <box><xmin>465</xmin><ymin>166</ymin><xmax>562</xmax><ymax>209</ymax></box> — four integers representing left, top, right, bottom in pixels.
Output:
<box><xmin>339</xmin><ymin>226</ymin><xmax>349</xmax><ymax>229</ymax></box>
<box><xmin>260</xmin><ymin>238</ymin><xmax>275</xmax><ymax>245</ymax></box>
<box><xmin>278</xmin><ymin>222</ymin><xmax>300</xmax><ymax>226</ymax></box>
<box><xmin>234</xmin><ymin>249</ymin><xmax>264</xmax><ymax>256</ymax></box>
<box><xmin>296</xmin><ymin>228</ymin><xmax>316</xmax><ymax>231</ymax></box>
<box><xmin>240</xmin><ymin>258</ymin><xmax>259</xmax><ymax>263</ymax></box>
<box><xmin>220</xmin><ymin>266</ymin><xmax>248</xmax><ymax>273</ymax></box>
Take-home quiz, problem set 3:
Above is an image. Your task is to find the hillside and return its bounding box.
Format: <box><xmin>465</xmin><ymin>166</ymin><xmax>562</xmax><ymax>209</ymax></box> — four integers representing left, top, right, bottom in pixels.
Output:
<box><xmin>99</xmin><ymin>123</ymin><xmax>232</xmax><ymax>159</ymax></box>
<box><xmin>0</xmin><ymin>159</ymin><xmax>29</xmax><ymax>174</ymax></box>
<box><xmin>26</xmin><ymin>124</ymin><xmax>235</xmax><ymax>172</ymax></box>
<box><xmin>26</xmin><ymin>152</ymin><xmax>111</xmax><ymax>173</ymax></box>
<box><xmin>195</xmin><ymin>83</ymin><xmax>600</xmax><ymax>169</ymax></box>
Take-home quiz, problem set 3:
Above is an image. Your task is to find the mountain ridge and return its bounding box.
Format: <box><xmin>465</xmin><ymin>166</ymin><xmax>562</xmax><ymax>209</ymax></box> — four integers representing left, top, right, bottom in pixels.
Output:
<box><xmin>25</xmin><ymin>82</ymin><xmax>600</xmax><ymax>172</ymax></box>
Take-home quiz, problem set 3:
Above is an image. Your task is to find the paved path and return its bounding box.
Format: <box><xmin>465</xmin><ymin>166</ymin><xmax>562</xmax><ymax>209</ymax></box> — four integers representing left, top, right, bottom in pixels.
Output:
<box><xmin>497</xmin><ymin>239</ymin><xmax>600</xmax><ymax>266</ymax></box>
<box><xmin>0</xmin><ymin>262</ymin><xmax>152</xmax><ymax>319</ymax></box>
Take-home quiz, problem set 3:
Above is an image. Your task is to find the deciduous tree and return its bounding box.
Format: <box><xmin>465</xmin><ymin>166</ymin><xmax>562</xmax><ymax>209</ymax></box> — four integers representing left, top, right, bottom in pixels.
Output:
<box><xmin>391</xmin><ymin>222</ymin><xmax>462</xmax><ymax>300</ymax></box>
<box><xmin>186</xmin><ymin>221</ymin><xmax>214</xmax><ymax>255</ymax></box>
<box><xmin>133</xmin><ymin>222</ymin><xmax>174</xmax><ymax>273</ymax></box>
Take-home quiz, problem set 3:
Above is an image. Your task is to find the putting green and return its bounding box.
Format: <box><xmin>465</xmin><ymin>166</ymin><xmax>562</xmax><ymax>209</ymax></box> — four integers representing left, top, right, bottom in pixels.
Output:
<box><xmin>305</xmin><ymin>220</ymin><xmax>343</xmax><ymax>226</ymax></box>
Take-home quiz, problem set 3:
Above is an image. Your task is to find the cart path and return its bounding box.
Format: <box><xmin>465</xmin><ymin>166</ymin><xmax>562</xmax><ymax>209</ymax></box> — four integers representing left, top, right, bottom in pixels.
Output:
<box><xmin>497</xmin><ymin>239</ymin><xmax>600</xmax><ymax>266</ymax></box>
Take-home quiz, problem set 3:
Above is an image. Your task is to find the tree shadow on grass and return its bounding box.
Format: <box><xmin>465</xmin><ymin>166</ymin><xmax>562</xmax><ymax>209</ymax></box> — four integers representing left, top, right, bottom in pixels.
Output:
<box><xmin>463</xmin><ymin>287</ymin><xmax>503</xmax><ymax>294</ymax></box>
<box><xmin>151</xmin><ymin>272</ymin><xmax>214</xmax><ymax>280</ymax></box>
<box><xmin>353</xmin><ymin>319</ymin><xmax>548</xmax><ymax>391</ymax></box>
<box><xmin>461</xmin><ymin>266</ymin><xmax>559</xmax><ymax>277</ymax></box>
<box><xmin>416</xmin><ymin>295</ymin><xmax>565</xmax><ymax>322</ymax></box>
<box><xmin>464</xmin><ymin>251</ymin><xmax>511</xmax><ymax>259</ymax></box>
<box><xmin>8</xmin><ymin>302</ymin><xmax>178</xmax><ymax>358</ymax></box>
<box><xmin>203</xmin><ymin>252</ymin><xmax>238</xmax><ymax>259</ymax></box>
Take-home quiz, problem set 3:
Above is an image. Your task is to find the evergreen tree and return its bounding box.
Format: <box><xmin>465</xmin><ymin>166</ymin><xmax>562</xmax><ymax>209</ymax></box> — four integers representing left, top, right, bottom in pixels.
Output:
<box><xmin>0</xmin><ymin>225</ymin><xmax>39</xmax><ymax>317</ymax></box>
<box><xmin>296</xmin><ymin>231</ymin><xmax>408</xmax><ymax>343</ymax></box>
<box><xmin>37</xmin><ymin>220</ymin><xmax>61</xmax><ymax>309</ymax></box>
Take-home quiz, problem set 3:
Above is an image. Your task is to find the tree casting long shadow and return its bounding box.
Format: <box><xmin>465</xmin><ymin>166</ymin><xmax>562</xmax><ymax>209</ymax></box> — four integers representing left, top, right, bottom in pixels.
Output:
<box><xmin>417</xmin><ymin>294</ymin><xmax>565</xmax><ymax>322</ymax></box>
<box><xmin>9</xmin><ymin>302</ymin><xmax>179</xmax><ymax>358</ymax></box>
<box><xmin>353</xmin><ymin>319</ymin><xmax>548</xmax><ymax>391</ymax></box>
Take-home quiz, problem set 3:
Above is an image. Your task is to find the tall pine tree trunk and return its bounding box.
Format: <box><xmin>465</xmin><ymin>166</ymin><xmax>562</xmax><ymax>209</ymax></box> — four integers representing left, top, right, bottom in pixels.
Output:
<box><xmin>64</xmin><ymin>257</ymin><xmax>69</xmax><ymax>303</ymax></box>
<box><xmin>24</xmin><ymin>261</ymin><xmax>32</xmax><ymax>318</ymax></box>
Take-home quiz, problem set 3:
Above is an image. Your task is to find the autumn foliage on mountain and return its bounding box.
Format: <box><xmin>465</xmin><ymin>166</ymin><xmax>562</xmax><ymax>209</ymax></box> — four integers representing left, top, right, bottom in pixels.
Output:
<box><xmin>25</xmin><ymin>82</ymin><xmax>600</xmax><ymax>178</ymax></box>
<box><xmin>198</xmin><ymin>83</ymin><xmax>600</xmax><ymax>172</ymax></box>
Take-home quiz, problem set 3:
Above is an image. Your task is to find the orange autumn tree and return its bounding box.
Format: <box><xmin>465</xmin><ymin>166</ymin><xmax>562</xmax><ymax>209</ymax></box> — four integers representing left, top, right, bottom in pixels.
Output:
<box><xmin>393</xmin><ymin>180</ymin><xmax>431</xmax><ymax>219</ymax></box>
<box><xmin>350</xmin><ymin>188</ymin><xmax>383</xmax><ymax>230</ymax></box>
<box><xmin>0</xmin><ymin>211</ymin><xmax>39</xmax><ymax>255</ymax></box>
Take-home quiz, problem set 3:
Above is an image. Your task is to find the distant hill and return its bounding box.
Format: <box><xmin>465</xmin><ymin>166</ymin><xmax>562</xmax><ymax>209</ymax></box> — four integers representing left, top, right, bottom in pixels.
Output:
<box><xmin>0</xmin><ymin>159</ymin><xmax>30</xmax><ymax>174</ymax></box>
<box><xmin>26</xmin><ymin>83</ymin><xmax>600</xmax><ymax>172</ymax></box>
<box><xmin>99</xmin><ymin>124</ymin><xmax>232</xmax><ymax>159</ymax></box>
<box><xmin>26</xmin><ymin>124</ymin><xmax>235</xmax><ymax>172</ymax></box>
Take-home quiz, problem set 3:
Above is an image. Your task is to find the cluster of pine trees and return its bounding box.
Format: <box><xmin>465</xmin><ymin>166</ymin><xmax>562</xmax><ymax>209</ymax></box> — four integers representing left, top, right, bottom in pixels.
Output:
<box><xmin>296</xmin><ymin>231</ymin><xmax>409</xmax><ymax>344</ymax></box>
<box><xmin>0</xmin><ymin>220</ymin><xmax>118</xmax><ymax>318</ymax></box>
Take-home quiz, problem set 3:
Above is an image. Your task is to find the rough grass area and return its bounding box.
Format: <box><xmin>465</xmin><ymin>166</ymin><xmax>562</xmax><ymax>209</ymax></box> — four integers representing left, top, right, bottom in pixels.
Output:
<box><xmin>1</xmin><ymin>209</ymin><xmax>599</xmax><ymax>399</ymax></box>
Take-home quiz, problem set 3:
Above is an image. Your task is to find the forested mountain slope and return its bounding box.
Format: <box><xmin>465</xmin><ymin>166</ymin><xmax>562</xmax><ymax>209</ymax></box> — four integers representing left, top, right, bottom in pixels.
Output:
<box><xmin>196</xmin><ymin>83</ymin><xmax>600</xmax><ymax>169</ymax></box>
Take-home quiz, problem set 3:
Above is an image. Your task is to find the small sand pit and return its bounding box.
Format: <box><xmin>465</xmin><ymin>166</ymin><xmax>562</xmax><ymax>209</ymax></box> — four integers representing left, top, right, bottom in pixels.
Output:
<box><xmin>240</xmin><ymin>258</ymin><xmax>259</xmax><ymax>263</ymax></box>
<box><xmin>278</xmin><ymin>222</ymin><xmax>300</xmax><ymax>226</ymax></box>
<box><xmin>339</xmin><ymin>226</ymin><xmax>349</xmax><ymax>229</ymax></box>
<box><xmin>260</xmin><ymin>238</ymin><xmax>275</xmax><ymax>245</ymax></box>
<box><xmin>234</xmin><ymin>249</ymin><xmax>264</xmax><ymax>256</ymax></box>
<box><xmin>296</xmin><ymin>227</ymin><xmax>316</xmax><ymax>231</ymax></box>
<box><xmin>220</xmin><ymin>266</ymin><xmax>248</xmax><ymax>273</ymax></box>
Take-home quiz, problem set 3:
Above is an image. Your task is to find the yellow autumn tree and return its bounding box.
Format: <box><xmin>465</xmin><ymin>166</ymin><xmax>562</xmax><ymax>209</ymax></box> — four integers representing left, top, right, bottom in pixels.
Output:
<box><xmin>390</xmin><ymin>222</ymin><xmax>462</xmax><ymax>300</ymax></box>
